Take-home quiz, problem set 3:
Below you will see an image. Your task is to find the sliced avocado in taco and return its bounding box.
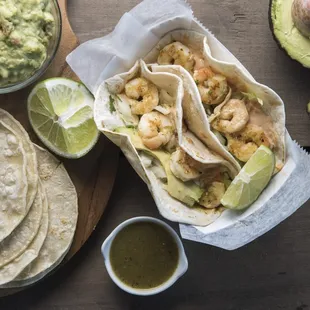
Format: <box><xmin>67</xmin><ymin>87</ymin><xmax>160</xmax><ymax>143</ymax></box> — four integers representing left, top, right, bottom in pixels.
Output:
<box><xmin>116</xmin><ymin>126</ymin><xmax>203</xmax><ymax>206</ymax></box>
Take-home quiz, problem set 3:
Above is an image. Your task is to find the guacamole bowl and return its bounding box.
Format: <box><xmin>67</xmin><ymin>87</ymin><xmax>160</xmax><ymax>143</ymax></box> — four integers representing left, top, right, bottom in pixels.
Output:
<box><xmin>0</xmin><ymin>0</ymin><xmax>62</xmax><ymax>94</ymax></box>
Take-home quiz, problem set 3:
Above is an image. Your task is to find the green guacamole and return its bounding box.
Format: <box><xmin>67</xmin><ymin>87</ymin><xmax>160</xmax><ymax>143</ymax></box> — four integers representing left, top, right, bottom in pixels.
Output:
<box><xmin>0</xmin><ymin>0</ymin><xmax>55</xmax><ymax>87</ymax></box>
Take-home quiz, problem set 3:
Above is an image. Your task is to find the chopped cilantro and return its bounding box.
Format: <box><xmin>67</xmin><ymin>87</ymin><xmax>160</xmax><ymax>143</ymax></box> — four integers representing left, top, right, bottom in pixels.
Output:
<box><xmin>126</xmin><ymin>125</ymin><xmax>137</xmax><ymax>129</ymax></box>
<box><xmin>114</xmin><ymin>94</ymin><xmax>121</xmax><ymax>101</ymax></box>
<box><xmin>109</xmin><ymin>95</ymin><xmax>116</xmax><ymax>113</ymax></box>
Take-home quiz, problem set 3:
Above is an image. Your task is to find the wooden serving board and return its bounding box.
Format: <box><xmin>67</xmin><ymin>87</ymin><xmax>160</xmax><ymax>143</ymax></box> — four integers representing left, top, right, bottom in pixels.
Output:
<box><xmin>0</xmin><ymin>0</ymin><xmax>119</xmax><ymax>296</ymax></box>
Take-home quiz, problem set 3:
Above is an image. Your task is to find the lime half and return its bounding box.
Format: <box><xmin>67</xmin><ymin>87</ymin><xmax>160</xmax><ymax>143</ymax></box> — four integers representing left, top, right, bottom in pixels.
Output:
<box><xmin>28</xmin><ymin>78</ymin><xmax>99</xmax><ymax>158</ymax></box>
<box><xmin>221</xmin><ymin>145</ymin><xmax>275</xmax><ymax>210</ymax></box>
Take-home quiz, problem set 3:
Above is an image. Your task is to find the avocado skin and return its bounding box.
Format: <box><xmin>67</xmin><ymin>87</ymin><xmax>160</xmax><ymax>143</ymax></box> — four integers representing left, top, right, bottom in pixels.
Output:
<box><xmin>115</xmin><ymin>127</ymin><xmax>204</xmax><ymax>206</ymax></box>
<box><xmin>269</xmin><ymin>0</ymin><xmax>310</xmax><ymax>69</ymax></box>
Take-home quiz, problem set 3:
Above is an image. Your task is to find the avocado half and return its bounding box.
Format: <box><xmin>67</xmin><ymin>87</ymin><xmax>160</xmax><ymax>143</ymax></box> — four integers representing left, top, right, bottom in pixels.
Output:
<box><xmin>270</xmin><ymin>0</ymin><xmax>310</xmax><ymax>68</ymax></box>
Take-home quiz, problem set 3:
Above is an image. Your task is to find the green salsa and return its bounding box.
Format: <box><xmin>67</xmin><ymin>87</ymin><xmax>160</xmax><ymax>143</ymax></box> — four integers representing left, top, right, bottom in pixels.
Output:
<box><xmin>110</xmin><ymin>221</ymin><xmax>179</xmax><ymax>289</ymax></box>
<box><xmin>0</xmin><ymin>0</ymin><xmax>55</xmax><ymax>87</ymax></box>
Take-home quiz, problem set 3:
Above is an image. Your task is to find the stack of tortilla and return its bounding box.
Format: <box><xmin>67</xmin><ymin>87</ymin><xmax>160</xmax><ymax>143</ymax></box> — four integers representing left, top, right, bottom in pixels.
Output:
<box><xmin>0</xmin><ymin>109</ymin><xmax>78</xmax><ymax>287</ymax></box>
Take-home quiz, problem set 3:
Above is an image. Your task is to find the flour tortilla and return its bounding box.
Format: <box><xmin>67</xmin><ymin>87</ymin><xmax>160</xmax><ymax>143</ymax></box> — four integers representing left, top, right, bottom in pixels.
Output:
<box><xmin>145</xmin><ymin>30</ymin><xmax>286</xmax><ymax>168</ymax></box>
<box><xmin>8</xmin><ymin>145</ymin><xmax>78</xmax><ymax>286</ymax></box>
<box><xmin>0</xmin><ymin>182</ymin><xmax>48</xmax><ymax>286</ymax></box>
<box><xmin>151</xmin><ymin>64</ymin><xmax>240</xmax><ymax>176</ymax></box>
<box><xmin>0</xmin><ymin>121</ymin><xmax>28</xmax><ymax>242</ymax></box>
<box><xmin>0</xmin><ymin>184</ymin><xmax>43</xmax><ymax>268</ymax></box>
<box><xmin>0</xmin><ymin>109</ymin><xmax>38</xmax><ymax>241</ymax></box>
<box><xmin>94</xmin><ymin>60</ymin><xmax>227</xmax><ymax>226</ymax></box>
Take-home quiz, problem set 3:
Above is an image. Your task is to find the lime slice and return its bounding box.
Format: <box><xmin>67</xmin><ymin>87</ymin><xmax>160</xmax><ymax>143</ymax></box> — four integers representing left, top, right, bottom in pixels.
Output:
<box><xmin>28</xmin><ymin>78</ymin><xmax>99</xmax><ymax>158</ymax></box>
<box><xmin>221</xmin><ymin>145</ymin><xmax>275</xmax><ymax>210</ymax></box>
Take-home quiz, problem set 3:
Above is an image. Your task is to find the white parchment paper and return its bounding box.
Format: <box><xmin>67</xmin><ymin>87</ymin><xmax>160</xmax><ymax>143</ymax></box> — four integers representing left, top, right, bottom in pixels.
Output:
<box><xmin>67</xmin><ymin>0</ymin><xmax>310</xmax><ymax>250</ymax></box>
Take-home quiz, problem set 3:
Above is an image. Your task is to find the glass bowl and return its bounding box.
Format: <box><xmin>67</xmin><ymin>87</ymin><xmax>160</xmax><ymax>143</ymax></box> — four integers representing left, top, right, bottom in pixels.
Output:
<box><xmin>0</xmin><ymin>0</ymin><xmax>62</xmax><ymax>94</ymax></box>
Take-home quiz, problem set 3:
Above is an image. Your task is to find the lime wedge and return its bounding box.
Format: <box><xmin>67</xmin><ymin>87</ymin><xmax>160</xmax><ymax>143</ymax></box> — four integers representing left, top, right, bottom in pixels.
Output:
<box><xmin>28</xmin><ymin>78</ymin><xmax>99</xmax><ymax>158</ymax></box>
<box><xmin>221</xmin><ymin>145</ymin><xmax>275</xmax><ymax>210</ymax></box>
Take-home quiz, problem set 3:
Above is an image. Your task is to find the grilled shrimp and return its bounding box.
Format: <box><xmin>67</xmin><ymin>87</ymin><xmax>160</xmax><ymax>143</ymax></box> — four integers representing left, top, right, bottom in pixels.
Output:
<box><xmin>227</xmin><ymin>139</ymin><xmax>258</xmax><ymax>162</ymax></box>
<box><xmin>199</xmin><ymin>181</ymin><xmax>225</xmax><ymax>209</ymax></box>
<box><xmin>157</xmin><ymin>42</ymin><xmax>195</xmax><ymax>72</ymax></box>
<box><xmin>227</xmin><ymin>124</ymin><xmax>275</xmax><ymax>162</ymax></box>
<box><xmin>169</xmin><ymin>147</ymin><xmax>202</xmax><ymax>182</ymax></box>
<box><xmin>198</xmin><ymin>167</ymin><xmax>223</xmax><ymax>186</ymax></box>
<box><xmin>125</xmin><ymin>78</ymin><xmax>159</xmax><ymax>115</ymax></box>
<box><xmin>193</xmin><ymin>67</ymin><xmax>229</xmax><ymax>105</ymax></box>
<box><xmin>211</xmin><ymin>99</ymin><xmax>249</xmax><ymax>134</ymax></box>
<box><xmin>138</xmin><ymin>111</ymin><xmax>174</xmax><ymax>150</ymax></box>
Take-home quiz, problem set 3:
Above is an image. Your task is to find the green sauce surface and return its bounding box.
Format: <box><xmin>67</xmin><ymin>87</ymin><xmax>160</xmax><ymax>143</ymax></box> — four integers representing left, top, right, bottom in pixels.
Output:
<box><xmin>110</xmin><ymin>221</ymin><xmax>179</xmax><ymax>289</ymax></box>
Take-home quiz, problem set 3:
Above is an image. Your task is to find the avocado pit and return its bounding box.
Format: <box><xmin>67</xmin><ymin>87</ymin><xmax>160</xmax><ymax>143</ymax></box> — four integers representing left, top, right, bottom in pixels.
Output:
<box><xmin>292</xmin><ymin>0</ymin><xmax>310</xmax><ymax>37</ymax></box>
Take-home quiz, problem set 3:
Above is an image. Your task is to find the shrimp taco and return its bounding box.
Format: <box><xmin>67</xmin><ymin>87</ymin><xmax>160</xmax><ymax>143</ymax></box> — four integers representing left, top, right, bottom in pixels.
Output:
<box><xmin>145</xmin><ymin>30</ymin><xmax>286</xmax><ymax>171</ymax></box>
<box><xmin>94</xmin><ymin>60</ymin><xmax>240</xmax><ymax>226</ymax></box>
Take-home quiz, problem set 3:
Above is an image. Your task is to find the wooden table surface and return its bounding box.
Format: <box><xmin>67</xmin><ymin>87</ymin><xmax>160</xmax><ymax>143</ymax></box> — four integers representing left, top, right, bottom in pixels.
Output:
<box><xmin>1</xmin><ymin>0</ymin><xmax>310</xmax><ymax>309</ymax></box>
